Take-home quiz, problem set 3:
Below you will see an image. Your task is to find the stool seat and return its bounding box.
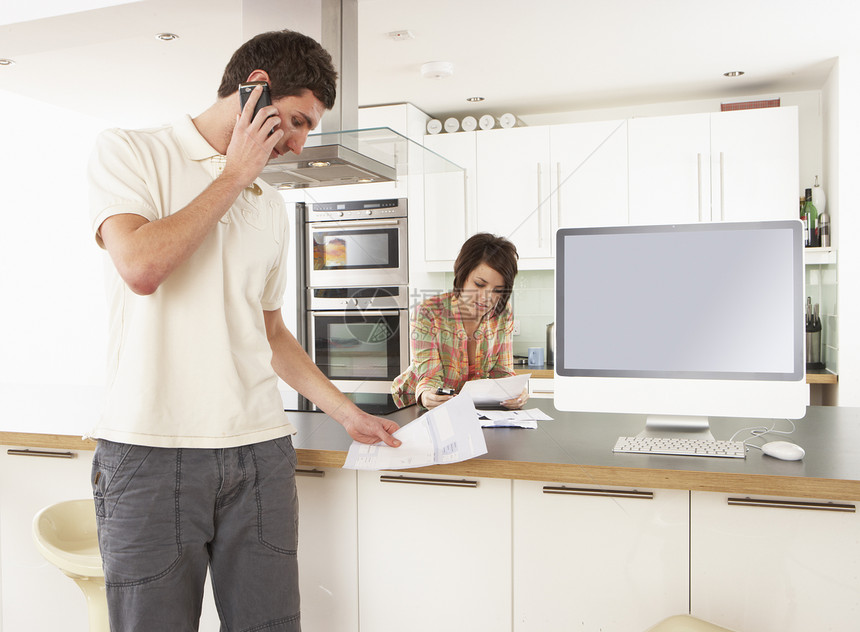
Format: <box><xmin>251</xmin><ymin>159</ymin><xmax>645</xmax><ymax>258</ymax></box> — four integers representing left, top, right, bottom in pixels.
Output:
<box><xmin>647</xmin><ymin>614</ymin><xmax>735</xmax><ymax>631</ymax></box>
<box><xmin>33</xmin><ymin>499</ymin><xmax>103</xmax><ymax>578</ymax></box>
<box><xmin>33</xmin><ymin>499</ymin><xmax>108</xmax><ymax>632</ymax></box>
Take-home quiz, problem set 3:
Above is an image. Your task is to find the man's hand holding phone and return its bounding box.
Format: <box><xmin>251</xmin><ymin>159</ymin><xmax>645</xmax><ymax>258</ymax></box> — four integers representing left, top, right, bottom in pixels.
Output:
<box><xmin>223</xmin><ymin>82</ymin><xmax>282</xmax><ymax>188</ymax></box>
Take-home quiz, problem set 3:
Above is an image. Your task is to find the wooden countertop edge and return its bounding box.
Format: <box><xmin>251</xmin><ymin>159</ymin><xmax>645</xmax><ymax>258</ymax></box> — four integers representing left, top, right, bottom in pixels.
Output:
<box><xmin>516</xmin><ymin>369</ymin><xmax>837</xmax><ymax>384</ymax></box>
<box><xmin>5</xmin><ymin>434</ymin><xmax>858</xmax><ymax>501</ymax></box>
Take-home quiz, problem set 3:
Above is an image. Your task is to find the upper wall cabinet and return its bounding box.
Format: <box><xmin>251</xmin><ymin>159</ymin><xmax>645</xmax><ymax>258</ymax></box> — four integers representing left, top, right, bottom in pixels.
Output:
<box><xmin>474</xmin><ymin>122</ymin><xmax>628</xmax><ymax>267</ymax></box>
<box><xmin>710</xmin><ymin>107</ymin><xmax>799</xmax><ymax>221</ymax></box>
<box><xmin>423</xmin><ymin>131</ymin><xmax>476</xmax><ymax>265</ymax></box>
<box><xmin>423</xmin><ymin>106</ymin><xmax>799</xmax><ymax>269</ymax></box>
<box><xmin>629</xmin><ymin>107</ymin><xmax>799</xmax><ymax>224</ymax></box>
<box><xmin>551</xmin><ymin>120</ymin><xmax>629</xmax><ymax>231</ymax></box>
<box><xmin>476</xmin><ymin>126</ymin><xmax>553</xmax><ymax>261</ymax></box>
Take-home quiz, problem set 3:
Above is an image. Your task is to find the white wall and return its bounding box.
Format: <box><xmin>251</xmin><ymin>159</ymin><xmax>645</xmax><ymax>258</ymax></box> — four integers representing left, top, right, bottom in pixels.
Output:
<box><xmin>831</xmin><ymin>55</ymin><xmax>860</xmax><ymax>406</ymax></box>
<box><xmin>0</xmin><ymin>90</ymin><xmax>111</xmax><ymax>388</ymax></box>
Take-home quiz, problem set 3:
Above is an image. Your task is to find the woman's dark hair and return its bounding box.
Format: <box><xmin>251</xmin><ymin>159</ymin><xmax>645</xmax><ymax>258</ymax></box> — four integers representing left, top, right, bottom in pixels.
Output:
<box><xmin>453</xmin><ymin>233</ymin><xmax>519</xmax><ymax>317</ymax></box>
<box><xmin>217</xmin><ymin>30</ymin><xmax>337</xmax><ymax>109</ymax></box>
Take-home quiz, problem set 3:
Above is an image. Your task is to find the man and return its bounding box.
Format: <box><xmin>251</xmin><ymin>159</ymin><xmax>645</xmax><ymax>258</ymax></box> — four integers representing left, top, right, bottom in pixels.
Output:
<box><xmin>88</xmin><ymin>30</ymin><xmax>400</xmax><ymax>630</ymax></box>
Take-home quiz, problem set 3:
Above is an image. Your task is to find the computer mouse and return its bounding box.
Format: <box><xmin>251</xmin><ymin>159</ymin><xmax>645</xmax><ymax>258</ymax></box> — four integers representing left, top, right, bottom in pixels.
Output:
<box><xmin>761</xmin><ymin>441</ymin><xmax>805</xmax><ymax>461</ymax></box>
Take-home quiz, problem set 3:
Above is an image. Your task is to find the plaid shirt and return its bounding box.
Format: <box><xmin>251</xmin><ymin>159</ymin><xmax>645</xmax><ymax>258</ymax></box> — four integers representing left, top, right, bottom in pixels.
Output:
<box><xmin>392</xmin><ymin>292</ymin><xmax>515</xmax><ymax>407</ymax></box>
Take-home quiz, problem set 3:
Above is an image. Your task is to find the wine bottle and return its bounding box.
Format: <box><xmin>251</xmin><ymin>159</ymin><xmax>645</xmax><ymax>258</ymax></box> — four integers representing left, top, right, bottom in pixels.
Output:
<box><xmin>803</xmin><ymin>188</ymin><xmax>818</xmax><ymax>247</ymax></box>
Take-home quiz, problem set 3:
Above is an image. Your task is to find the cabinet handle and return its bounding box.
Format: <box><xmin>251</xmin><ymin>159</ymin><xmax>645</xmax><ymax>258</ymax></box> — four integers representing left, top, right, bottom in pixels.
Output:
<box><xmin>697</xmin><ymin>153</ymin><xmax>704</xmax><ymax>222</ymax></box>
<box><xmin>727</xmin><ymin>497</ymin><xmax>856</xmax><ymax>513</ymax></box>
<box><xmin>719</xmin><ymin>151</ymin><xmax>726</xmax><ymax>221</ymax></box>
<box><xmin>380</xmin><ymin>475</ymin><xmax>478</xmax><ymax>488</ymax></box>
<box><xmin>536</xmin><ymin>162</ymin><xmax>543</xmax><ymax>248</ymax></box>
<box><xmin>7</xmin><ymin>448</ymin><xmax>75</xmax><ymax>459</ymax></box>
<box><xmin>543</xmin><ymin>485</ymin><xmax>653</xmax><ymax>500</ymax></box>
<box><xmin>556</xmin><ymin>162</ymin><xmax>562</xmax><ymax>230</ymax></box>
<box><xmin>296</xmin><ymin>468</ymin><xmax>325</xmax><ymax>478</ymax></box>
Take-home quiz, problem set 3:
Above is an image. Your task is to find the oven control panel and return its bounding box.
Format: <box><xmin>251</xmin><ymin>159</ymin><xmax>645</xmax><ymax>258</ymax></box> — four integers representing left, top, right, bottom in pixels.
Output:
<box><xmin>307</xmin><ymin>198</ymin><xmax>407</xmax><ymax>221</ymax></box>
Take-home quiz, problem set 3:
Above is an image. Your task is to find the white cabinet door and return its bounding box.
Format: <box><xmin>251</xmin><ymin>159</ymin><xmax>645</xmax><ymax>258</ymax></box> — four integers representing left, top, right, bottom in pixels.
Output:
<box><xmin>628</xmin><ymin>113</ymin><xmax>711</xmax><ymax>225</ymax></box>
<box><xmin>513</xmin><ymin>481</ymin><xmax>689</xmax><ymax>632</ymax></box>
<box><xmin>476</xmin><ymin>127</ymin><xmax>552</xmax><ymax>260</ymax></box>
<box><xmin>0</xmin><ymin>447</ymin><xmax>94</xmax><ymax>632</ymax></box>
<box><xmin>551</xmin><ymin>120</ymin><xmax>629</xmax><ymax>230</ymax></box>
<box><xmin>710</xmin><ymin>106</ymin><xmax>799</xmax><ymax>221</ymax></box>
<box><xmin>357</xmin><ymin>471</ymin><xmax>512</xmax><ymax>632</ymax></box>
<box><xmin>296</xmin><ymin>467</ymin><xmax>358</xmax><ymax>632</ymax></box>
<box><xmin>690</xmin><ymin>491</ymin><xmax>860</xmax><ymax>631</ymax></box>
<box><xmin>423</xmin><ymin>132</ymin><xmax>475</xmax><ymax>265</ymax></box>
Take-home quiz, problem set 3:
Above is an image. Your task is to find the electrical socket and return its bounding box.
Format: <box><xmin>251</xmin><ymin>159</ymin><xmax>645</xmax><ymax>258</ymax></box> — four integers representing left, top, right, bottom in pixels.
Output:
<box><xmin>513</xmin><ymin>319</ymin><xmax>521</xmax><ymax>336</ymax></box>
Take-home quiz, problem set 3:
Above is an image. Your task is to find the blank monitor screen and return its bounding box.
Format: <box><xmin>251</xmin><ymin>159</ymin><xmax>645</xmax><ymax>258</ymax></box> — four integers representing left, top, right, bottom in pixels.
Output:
<box><xmin>557</xmin><ymin>221</ymin><xmax>803</xmax><ymax>380</ymax></box>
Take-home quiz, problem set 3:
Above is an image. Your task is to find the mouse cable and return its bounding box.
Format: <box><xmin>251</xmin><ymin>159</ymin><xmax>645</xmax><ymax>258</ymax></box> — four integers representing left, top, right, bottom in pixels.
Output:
<box><xmin>730</xmin><ymin>418</ymin><xmax>797</xmax><ymax>448</ymax></box>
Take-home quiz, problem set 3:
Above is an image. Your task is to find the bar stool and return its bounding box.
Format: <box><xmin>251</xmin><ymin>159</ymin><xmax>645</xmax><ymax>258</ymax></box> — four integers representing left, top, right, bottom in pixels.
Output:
<box><xmin>32</xmin><ymin>499</ymin><xmax>108</xmax><ymax>632</ymax></box>
<box><xmin>646</xmin><ymin>614</ymin><xmax>736</xmax><ymax>631</ymax></box>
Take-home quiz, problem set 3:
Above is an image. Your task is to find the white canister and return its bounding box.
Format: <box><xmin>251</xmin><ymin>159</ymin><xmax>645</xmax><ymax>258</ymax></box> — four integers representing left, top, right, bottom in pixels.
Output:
<box><xmin>426</xmin><ymin>119</ymin><xmax>442</xmax><ymax>135</ymax></box>
<box><xmin>499</xmin><ymin>113</ymin><xmax>518</xmax><ymax>128</ymax></box>
<box><xmin>444</xmin><ymin>117</ymin><xmax>460</xmax><ymax>133</ymax></box>
<box><xmin>461</xmin><ymin>115</ymin><xmax>477</xmax><ymax>132</ymax></box>
<box><xmin>479</xmin><ymin>114</ymin><xmax>496</xmax><ymax>130</ymax></box>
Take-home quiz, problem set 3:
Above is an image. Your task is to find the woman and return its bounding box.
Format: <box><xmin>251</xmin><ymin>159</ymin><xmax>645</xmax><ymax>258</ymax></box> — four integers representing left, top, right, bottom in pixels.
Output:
<box><xmin>392</xmin><ymin>233</ymin><xmax>528</xmax><ymax>409</ymax></box>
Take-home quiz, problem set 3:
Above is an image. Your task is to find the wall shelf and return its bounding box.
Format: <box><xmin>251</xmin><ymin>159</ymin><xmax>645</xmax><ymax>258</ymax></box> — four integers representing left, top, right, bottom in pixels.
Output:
<box><xmin>804</xmin><ymin>247</ymin><xmax>837</xmax><ymax>265</ymax></box>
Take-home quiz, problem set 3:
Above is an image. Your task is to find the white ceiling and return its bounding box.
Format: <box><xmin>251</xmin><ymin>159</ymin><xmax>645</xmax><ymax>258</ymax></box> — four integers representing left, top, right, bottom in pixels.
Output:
<box><xmin>1</xmin><ymin>0</ymin><xmax>858</xmax><ymax>128</ymax></box>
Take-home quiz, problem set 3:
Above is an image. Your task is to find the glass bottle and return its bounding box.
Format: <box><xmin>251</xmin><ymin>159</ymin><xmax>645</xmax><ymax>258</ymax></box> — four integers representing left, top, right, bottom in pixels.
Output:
<box><xmin>803</xmin><ymin>188</ymin><xmax>818</xmax><ymax>247</ymax></box>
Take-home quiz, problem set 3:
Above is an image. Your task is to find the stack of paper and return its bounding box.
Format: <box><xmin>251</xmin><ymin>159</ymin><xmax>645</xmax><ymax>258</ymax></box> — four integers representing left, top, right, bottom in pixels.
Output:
<box><xmin>343</xmin><ymin>393</ymin><xmax>487</xmax><ymax>471</ymax></box>
<box><xmin>478</xmin><ymin>408</ymin><xmax>553</xmax><ymax>429</ymax></box>
<box><xmin>459</xmin><ymin>374</ymin><xmax>530</xmax><ymax>406</ymax></box>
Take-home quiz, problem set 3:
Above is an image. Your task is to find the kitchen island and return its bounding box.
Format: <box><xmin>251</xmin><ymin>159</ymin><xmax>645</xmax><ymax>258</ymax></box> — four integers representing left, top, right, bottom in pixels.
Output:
<box><xmin>2</xmin><ymin>397</ymin><xmax>859</xmax><ymax>632</ymax></box>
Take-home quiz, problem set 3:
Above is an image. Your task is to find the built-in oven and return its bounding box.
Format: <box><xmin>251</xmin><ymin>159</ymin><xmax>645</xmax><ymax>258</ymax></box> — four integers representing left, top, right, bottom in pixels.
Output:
<box><xmin>307</xmin><ymin>285</ymin><xmax>410</xmax><ymax>396</ymax></box>
<box><xmin>306</xmin><ymin>198</ymin><xmax>408</xmax><ymax>288</ymax></box>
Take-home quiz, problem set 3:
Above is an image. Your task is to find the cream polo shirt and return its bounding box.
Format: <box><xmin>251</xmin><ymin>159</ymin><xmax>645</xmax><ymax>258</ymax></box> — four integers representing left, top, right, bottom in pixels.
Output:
<box><xmin>88</xmin><ymin>115</ymin><xmax>297</xmax><ymax>448</ymax></box>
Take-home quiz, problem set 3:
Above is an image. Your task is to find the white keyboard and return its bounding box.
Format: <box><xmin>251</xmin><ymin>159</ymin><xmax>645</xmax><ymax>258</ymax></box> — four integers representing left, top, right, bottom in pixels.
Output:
<box><xmin>613</xmin><ymin>436</ymin><xmax>746</xmax><ymax>459</ymax></box>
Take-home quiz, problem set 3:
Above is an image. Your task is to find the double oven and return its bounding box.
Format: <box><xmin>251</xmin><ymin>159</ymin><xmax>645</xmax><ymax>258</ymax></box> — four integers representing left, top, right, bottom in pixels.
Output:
<box><xmin>303</xmin><ymin>199</ymin><xmax>410</xmax><ymax>412</ymax></box>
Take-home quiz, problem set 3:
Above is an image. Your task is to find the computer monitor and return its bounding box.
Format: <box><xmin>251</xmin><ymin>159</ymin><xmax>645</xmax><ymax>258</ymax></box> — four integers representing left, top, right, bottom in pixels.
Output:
<box><xmin>554</xmin><ymin>220</ymin><xmax>808</xmax><ymax>440</ymax></box>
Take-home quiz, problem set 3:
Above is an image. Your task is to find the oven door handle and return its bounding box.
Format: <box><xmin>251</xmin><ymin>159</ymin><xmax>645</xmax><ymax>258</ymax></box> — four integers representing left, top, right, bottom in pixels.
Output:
<box><xmin>312</xmin><ymin>310</ymin><xmax>404</xmax><ymax>318</ymax></box>
<box><xmin>309</xmin><ymin>219</ymin><xmax>402</xmax><ymax>229</ymax></box>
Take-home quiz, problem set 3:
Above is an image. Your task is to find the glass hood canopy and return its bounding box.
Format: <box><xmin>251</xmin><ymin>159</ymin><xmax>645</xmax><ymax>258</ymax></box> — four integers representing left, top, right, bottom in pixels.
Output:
<box><xmin>259</xmin><ymin>126</ymin><xmax>464</xmax><ymax>190</ymax></box>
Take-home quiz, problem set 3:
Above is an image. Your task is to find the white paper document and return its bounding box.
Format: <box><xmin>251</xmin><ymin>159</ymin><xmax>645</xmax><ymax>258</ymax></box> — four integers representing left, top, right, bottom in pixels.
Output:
<box><xmin>478</xmin><ymin>408</ymin><xmax>553</xmax><ymax>429</ymax></box>
<box><xmin>459</xmin><ymin>373</ymin><xmax>530</xmax><ymax>407</ymax></box>
<box><xmin>343</xmin><ymin>393</ymin><xmax>488</xmax><ymax>470</ymax></box>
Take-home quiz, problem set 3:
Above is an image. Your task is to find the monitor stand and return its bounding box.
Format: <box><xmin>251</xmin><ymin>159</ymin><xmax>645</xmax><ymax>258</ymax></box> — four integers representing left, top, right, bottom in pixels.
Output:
<box><xmin>636</xmin><ymin>415</ymin><xmax>715</xmax><ymax>441</ymax></box>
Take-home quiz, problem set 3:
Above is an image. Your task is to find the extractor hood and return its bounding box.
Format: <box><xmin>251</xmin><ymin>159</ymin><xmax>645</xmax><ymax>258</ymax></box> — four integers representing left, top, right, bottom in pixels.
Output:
<box><xmin>259</xmin><ymin>130</ymin><xmax>396</xmax><ymax>189</ymax></box>
<box><xmin>247</xmin><ymin>0</ymin><xmax>396</xmax><ymax>189</ymax></box>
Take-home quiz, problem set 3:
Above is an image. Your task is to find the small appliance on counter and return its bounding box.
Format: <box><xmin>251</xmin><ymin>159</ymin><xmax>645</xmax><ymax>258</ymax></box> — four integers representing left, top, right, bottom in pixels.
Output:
<box><xmin>806</xmin><ymin>297</ymin><xmax>824</xmax><ymax>370</ymax></box>
<box><xmin>546</xmin><ymin>322</ymin><xmax>555</xmax><ymax>366</ymax></box>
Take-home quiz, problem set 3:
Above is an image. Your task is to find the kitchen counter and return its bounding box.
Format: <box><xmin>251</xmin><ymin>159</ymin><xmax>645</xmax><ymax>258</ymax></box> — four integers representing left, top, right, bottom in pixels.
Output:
<box><xmin>515</xmin><ymin>365</ymin><xmax>838</xmax><ymax>384</ymax></box>
<box><xmin>513</xmin><ymin>364</ymin><xmax>554</xmax><ymax>379</ymax></box>
<box><xmin>3</xmin><ymin>396</ymin><xmax>859</xmax><ymax>501</ymax></box>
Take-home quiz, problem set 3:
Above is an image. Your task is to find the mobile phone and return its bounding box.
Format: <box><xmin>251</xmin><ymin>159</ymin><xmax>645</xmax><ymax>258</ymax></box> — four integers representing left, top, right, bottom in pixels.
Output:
<box><xmin>436</xmin><ymin>387</ymin><xmax>455</xmax><ymax>396</ymax></box>
<box><xmin>239</xmin><ymin>81</ymin><xmax>273</xmax><ymax>124</ymax></box>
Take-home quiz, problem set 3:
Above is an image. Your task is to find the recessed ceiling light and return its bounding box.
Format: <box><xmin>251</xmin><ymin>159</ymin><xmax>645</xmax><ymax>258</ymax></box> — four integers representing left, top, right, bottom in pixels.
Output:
<box><xmin>723</xmin><ymin>70</ymin><xmax>745</xmax><ymax>78</ymax></box>
<box><xmin>155</xmin><ymin>32</ymin><xmax>179</xmax><ymax>42</ymax></box>
<box><xmin>421</xmin><ymin>61</ymin><xmax>454</xmax><ymax>79</ymax></box>
<box><xmin>0</xmin><ymin>58</ymin><xmax>15</xmax><ymax>66</ymax></box>
<box><xmin>467</xmin><ymin>96</ymin><xmax>485</xmax><ymax>102</ymax></box>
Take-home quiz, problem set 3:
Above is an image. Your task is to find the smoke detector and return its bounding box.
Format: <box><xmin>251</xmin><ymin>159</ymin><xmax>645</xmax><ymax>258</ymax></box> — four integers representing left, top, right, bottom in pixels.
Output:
<box><xmin>421</xmin><ymin>61</ymin><xmax>454</xmax><ymax>79</ymax></box>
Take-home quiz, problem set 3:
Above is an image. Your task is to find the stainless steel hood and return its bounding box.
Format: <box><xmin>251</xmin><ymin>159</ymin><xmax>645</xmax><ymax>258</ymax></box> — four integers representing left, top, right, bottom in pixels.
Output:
<box><xmin>259</xmin><ymin>139</ymin><xmax>395</xmax><ymax>189</ymax></box>
<box><xmin>244</xmin><ymin>0</ymin><xmax>396</xmax><ymax>189</ymax></box>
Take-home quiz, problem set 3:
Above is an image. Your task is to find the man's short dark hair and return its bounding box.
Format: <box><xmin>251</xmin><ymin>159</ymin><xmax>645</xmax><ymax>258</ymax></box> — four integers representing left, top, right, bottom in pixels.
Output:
<box><xmin>217</xmin><ymin>30</ymin><xmax>337</xmax><ymax>109</ymax></box>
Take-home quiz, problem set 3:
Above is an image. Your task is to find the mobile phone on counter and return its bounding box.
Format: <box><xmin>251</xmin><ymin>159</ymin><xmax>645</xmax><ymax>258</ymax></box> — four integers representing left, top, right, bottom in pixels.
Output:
<box><xmin>436</xmin><ymin>387</ymin><xmax>455</xmax><ymax>396</ymax></box>
<box><xmin>239</xmin><ymin>81</ymin><xmax>273</xmax><ymax>127</ymax></box>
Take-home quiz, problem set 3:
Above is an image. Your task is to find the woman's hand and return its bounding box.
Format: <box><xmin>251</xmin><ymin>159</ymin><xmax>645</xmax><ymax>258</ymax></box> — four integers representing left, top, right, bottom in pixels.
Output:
<box><xmin>501</xmin><ymin>387</ymin><xmax>529</xmax><ymax>410</ymax></box>
<box><xmin>419</xmin><ymin>389</ymin><xmax>454</xmax><ymax>409</ymax></box>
